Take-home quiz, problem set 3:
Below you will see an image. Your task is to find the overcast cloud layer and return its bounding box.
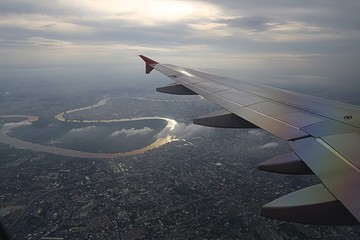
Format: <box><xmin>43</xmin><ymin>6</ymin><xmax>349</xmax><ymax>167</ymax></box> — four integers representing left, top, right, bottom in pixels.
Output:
<box><xmin>1</xmin><ymin>0</ymin><xmax>359</xmax><ymax>95</ymax></box>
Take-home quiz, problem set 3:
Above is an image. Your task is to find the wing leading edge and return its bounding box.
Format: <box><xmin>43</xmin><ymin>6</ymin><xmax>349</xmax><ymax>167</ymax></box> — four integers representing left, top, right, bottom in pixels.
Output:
<box><xmin>139</xmin><ymin>55</ymin><xmax>360</xmax><ymax>225</ymax></box>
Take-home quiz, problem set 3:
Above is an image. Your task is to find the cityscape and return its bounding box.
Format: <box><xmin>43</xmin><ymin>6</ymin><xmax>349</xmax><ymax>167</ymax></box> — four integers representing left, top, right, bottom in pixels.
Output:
<box><xmin>1</xmin><ymin>86</ymin><xmax>359</xmax><ymax>239</ymax></box>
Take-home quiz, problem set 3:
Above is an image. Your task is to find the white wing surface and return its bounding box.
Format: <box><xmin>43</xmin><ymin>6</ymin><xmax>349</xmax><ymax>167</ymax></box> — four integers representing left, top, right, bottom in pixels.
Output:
<box><xmin>140</xmin><ymin>55</ymin><xmax>360</xmax><ymax>225</ymax></box>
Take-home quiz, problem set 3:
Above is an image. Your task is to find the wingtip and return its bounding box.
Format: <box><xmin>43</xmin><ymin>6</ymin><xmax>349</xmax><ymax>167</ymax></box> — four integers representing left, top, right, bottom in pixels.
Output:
<box><xmin>139</xmin><ymin>55</ymin><xmax>158</xmax><ymax>74</ymax></box>
<box><xmin>139</xmin><ymin>55</ymin><xmax>158</xmax><ymax>65</ymax></box>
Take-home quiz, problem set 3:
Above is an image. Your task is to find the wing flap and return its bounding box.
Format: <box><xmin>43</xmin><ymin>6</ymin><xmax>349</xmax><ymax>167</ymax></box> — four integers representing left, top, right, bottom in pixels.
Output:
<box><xmin>302</xmin><ymin>121</ymin><xmax>360</xmax><ymax>137</ymax></box>
<box><xmin>231</xmin><ymin>107</ymin><xmax>310</xmax><ymax>140</ymax></box>
<box><xmin>322</xmin><ymin>133</ymin><xmax>360</xmax><ymax>170</ymax></box>
<box><xmin>290</xmin><ymin>137</ymin><xmax>360</xmax><ymax>222</ymax></box>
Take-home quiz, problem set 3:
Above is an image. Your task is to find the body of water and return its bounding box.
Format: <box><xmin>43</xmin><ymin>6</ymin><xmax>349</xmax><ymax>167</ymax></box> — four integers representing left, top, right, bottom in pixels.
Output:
<box><xmin>0</xmin><ymin>99</ymin><xmax>178</xmax><ymax>159</ymax></box>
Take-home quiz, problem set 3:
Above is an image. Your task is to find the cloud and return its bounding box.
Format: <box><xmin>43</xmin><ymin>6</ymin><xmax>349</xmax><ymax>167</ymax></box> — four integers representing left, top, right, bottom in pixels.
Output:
<box><xmin>0</xmin><ymin>0</ymin><xmax>359</xmax><ymax>95</ymax></box>
<box><xmin>3</xmin><ymin>121</ymin><xmax>32</xmax><ymax>128</ymax></box>
<box><xmin>220</xmin><ymin>16</ymin><xmax>279</xmax><ymax>32</ymax></box>
<box><xmin>217</xmin><ymin>15</ymin><xmax>356</xmax><ymax>43</ymax></box>
<box><xmin>27</xmin><ymin>37</ymin><xmax>71</xmax><ymax>47</ymax></box>
<box><xmin>48</xmin><ymin>139</ymin><xmax>62</xmax><ymax>145</ymax></box>
<box><xmin>259</xmin><ymin>142</ymin><xmax>279</xmax><ymax>149</ymax></box>
<box><xmin>0</xmin><ymin>14</ymin><xmax>93</xmax><ymax>34</ymax></box>
<box><xmin>69</xmin><ymin>0</ymin><xmax>220</xmax><ymax>26</ymax></box>
<box><xmin>1</xmin><ymin>1</ymin><xmax>359</xmax><ymax>45</ymax></box>
<box><xmin>110</xmin><ymin>127</ymin><xmax>153</xmax><ymax>137</ymax></box>
<box><xmin>169</xmin><ymin>123</ymin><xmax>213</xmax><ymax>140</ymax></box>
<box><xmin>69</xmin><ymin>126</ymin><xmax>97</xmax><ymax>133</ymax></box>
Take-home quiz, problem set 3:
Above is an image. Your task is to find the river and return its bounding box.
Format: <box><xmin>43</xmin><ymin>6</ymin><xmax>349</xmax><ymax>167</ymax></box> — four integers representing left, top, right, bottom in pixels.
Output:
<box><xmin>0</xmin><ymin>99</ymin><xmax>178</xmax><ymax>159</ymax></box>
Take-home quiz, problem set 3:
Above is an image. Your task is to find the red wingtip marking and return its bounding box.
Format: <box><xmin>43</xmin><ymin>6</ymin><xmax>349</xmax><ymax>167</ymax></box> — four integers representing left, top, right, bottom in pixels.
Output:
<box><xmin>139</xmin><ymin>55</ymin><xmax>158</xmax><ymax>74</ymax></box>
<box><xmin>139</xmin><ymin>55</ymin><xmax>158</xmax><ymax>65</ymax></box>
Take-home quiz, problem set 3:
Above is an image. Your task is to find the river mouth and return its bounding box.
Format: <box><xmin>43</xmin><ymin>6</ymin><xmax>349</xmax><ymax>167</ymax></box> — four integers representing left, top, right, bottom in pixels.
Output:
<box><xmin>8</xmin><ymin>118</ymin><xmax>168</xmax><ymax>154</ymax></box>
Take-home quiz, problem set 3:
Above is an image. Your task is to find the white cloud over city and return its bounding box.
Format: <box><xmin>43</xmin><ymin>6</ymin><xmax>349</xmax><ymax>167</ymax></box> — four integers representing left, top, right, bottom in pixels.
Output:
<box><xmin>69</xmin><ymin>126</ymin><xmax>97</xmax><ymax>134</ymax></box>
<box><xmin>110</xmin><ymin>127</ymin><xmax>153</xmax><ymax>137</ymax></box>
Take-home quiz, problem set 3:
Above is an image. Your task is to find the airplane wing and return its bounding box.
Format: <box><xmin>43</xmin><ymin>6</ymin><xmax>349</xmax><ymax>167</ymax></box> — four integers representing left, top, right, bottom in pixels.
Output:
<box><xmin>139</xmin><ymin>55</ymin><xmax>360</xmax><ymax>225</ymax></box>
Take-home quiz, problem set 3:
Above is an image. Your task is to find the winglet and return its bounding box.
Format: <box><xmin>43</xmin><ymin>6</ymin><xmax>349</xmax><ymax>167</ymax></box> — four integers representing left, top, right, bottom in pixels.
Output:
<box><xmin>139</xmin><ymin>55</ymin><xmax>158</xmax><ymax>74</ymax></box>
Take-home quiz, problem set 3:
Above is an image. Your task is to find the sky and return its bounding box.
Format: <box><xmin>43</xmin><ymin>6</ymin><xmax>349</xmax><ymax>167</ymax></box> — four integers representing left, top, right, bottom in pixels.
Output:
<box><xmin>1</xmin><ymin>0</ymin><xmax>359</xmax><ymax>96</ymax></box>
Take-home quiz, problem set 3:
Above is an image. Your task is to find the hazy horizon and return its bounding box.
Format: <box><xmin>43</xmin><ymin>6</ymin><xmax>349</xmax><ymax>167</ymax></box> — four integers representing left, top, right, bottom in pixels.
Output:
<box><xmin>1</xmin><ymin>0</ymin><xmax>359</xmax><ymax>102</ymax></box>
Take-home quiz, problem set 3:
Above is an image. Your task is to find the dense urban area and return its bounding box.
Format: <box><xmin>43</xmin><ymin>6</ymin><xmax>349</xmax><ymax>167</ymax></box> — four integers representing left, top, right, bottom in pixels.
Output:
<box><xmin>1</xmin><ymin>86</ymin><xmax>359</xmax><ymax>239</ymax></box>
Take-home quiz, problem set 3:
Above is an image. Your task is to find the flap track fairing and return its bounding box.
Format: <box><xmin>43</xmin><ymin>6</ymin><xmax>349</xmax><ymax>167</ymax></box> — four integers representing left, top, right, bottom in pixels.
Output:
<box><xmin>258</xmin><ymin>152</ymin><xmax>313</xmax><ymax>175</ymax></box>
<box><xmin>193</xmin><ymin>109</ymin><xmax>259</xmax><ymax>128</ymax></box>
<box><xmin>261</xmin><ymin>184</ymin><xmax>359</xmax><ymax>225</ymax></box>
<box><xmin>156</xmin><ymin>84</ymin><xmax>198</xmax><ymax>95</ymax></box>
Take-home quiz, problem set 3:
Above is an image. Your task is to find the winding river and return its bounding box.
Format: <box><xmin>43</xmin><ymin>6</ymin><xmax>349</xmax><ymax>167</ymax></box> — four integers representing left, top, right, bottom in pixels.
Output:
<box><xmin>0</xmin><ymin>99</ymin><xmax>178</xmax><ymax>159</ymax></box>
